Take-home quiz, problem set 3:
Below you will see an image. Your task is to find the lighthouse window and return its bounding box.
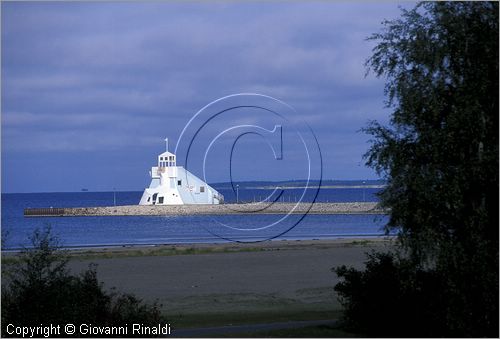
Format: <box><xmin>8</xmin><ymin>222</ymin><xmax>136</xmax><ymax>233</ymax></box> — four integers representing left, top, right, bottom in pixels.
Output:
<box><xmin>158</xmin><ymin>197</ymin><xmax>164</xmax><ymax>204</ymax></box>
<box><xmin>170</xmin><ymin>156</ymin><xmax>174</xmax><ymax>161</ymax></box>
<box><xmin>177</xmin><ymin>180</ymin><xmax>182</xmax><ymax>186</ymax></box>
<box><xmin>200</xmin><ymin>186</ymin><xmax>205</xmax><ymax>193</ymax></box>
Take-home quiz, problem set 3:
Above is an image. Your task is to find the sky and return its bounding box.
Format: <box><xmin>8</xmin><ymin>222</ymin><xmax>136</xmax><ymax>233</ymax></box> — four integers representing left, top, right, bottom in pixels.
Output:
<box><xmin>1</xmin><ymin>1</ymin><xmax>409</xmax><ymax>193</ymax></box>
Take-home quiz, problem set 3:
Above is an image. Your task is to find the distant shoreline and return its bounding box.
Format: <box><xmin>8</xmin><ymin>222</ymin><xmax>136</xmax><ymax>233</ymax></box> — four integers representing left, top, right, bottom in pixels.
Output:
<box><xmin>252</xmin><ymin>185</ymin><xmax>385</xmax><ymax>189</ymax></box>
<box><xmin>2</xmin><ymin>180</ymin><xmax>385</xmax><ymax>194</ymax></box>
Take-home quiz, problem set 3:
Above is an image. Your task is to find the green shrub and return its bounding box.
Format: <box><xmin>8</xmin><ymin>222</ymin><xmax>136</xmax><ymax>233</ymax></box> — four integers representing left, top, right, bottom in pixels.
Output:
<box><xmin>334</xmin><ymin>250</ymin><xmax>497</xmax><ymax>337</ymax></box>
<box><xmin>334</xmin><ymin>252</ymin><xmax>446</xmax><ymax>336</ymax></box>
<box><xmin>2</xmin><ymin>226</ymin><xmax>165</xmax><ymax>337</ymax></box>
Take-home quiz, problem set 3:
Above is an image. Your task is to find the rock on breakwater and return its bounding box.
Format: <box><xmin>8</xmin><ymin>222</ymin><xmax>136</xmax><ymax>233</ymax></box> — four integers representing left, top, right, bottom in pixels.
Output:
<box><xmin>24</xmin><ymin>202</ymin><xmax>385</xmax><ymax>217</ymax></box>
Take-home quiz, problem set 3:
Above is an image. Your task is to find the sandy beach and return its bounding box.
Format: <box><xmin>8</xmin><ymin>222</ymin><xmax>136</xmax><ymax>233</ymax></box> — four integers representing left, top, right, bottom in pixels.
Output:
<box><xmin>64</xmin><ymin>238</ymin><xmax>395</xmax><ymax>328</ymax></box>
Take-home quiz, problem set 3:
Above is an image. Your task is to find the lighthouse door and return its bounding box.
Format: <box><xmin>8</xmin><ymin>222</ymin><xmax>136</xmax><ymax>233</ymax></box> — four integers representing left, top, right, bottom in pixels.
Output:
<box><xmin>152</xmin><ymin>193</ymin><xmax>158</xmax><ymax>205</ymax></box>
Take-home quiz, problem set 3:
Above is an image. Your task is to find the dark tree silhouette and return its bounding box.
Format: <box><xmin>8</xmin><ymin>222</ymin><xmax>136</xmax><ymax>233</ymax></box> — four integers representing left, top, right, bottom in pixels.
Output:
<box><xmin>335</xmin><ymin>2</ymin><xmax>498</xmax><ymax>336</ymax></box>
<box><xmin>2</xmin><ymin>226</ymin><xmax>165</xmax><ymax>337</ymax></box>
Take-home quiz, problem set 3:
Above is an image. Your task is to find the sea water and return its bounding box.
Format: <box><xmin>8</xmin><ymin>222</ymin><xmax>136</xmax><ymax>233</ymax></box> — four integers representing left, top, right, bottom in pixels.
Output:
<box><xmin>1</xmin><ymin>187</ymin><xmax>391</xmax><ymax>250</ymax></box>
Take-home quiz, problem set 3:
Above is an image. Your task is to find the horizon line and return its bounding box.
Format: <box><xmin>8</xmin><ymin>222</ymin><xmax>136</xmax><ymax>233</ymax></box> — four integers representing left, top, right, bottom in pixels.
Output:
<box><xmin>2</xmin><ymin>179</ymin><xmax>385</xmax><ymax>194</ymax></box>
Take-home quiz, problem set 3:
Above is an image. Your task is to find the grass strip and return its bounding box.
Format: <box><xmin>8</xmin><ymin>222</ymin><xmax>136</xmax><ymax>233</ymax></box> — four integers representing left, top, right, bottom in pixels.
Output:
<box><xmin>169</xmin><ymin>309</ymin><xmax>342</xmax><ymax>329</ymax></box>
<box><xmin>222</xmin><ymin>324</ymin><xmax>357</xmax><ymax>338</ymax></box>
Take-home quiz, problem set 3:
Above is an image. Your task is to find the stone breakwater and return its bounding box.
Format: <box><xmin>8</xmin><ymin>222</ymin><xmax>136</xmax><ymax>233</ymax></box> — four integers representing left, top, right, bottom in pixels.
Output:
<box><xmin>24</xmin><ymin>202</ymin><xmax>385</xmax><ymax>217</ymax></box>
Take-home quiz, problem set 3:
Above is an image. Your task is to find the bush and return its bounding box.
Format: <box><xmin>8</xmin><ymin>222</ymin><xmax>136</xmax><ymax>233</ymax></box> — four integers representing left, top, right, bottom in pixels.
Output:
<box><xmin>1</xmin><ymin>226</ymin><xmax>165</xmax><ymax>337</ymax></box>
<box><xmin>334</xmin><ymin>250</ymin><xmax>497</xmax><ymax>337</ymax></box>
<box><xmin>335</xmin><ymin>252</ymin><xmax>439</xmax><ymax>336</ymax></box>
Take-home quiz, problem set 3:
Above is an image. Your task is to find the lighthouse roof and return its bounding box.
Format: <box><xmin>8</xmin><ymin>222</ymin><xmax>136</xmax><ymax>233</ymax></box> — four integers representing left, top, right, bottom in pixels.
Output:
<box><xmin>158</xmin><ymin>151</ymin><xmax>175</xmax><ymax>158</ymax></box>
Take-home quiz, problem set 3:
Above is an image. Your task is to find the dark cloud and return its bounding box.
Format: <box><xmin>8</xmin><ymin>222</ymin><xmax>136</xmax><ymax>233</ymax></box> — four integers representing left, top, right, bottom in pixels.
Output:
<box><xmin>1</xmin><ymin>2</ymin><xmax>409</xmax><ymax>192</ymax></box>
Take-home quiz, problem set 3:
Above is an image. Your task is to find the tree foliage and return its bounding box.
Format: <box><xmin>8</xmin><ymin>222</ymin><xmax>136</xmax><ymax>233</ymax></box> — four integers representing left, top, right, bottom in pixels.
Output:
<box><xmin>2</xmin><ymin>226</ymin><xmax>165</xmax><ymax>337</ymax></box>
<box><xmin>335</xmin><ymin>2</ymin><xmax>498</xmax><ymax>336</ymax></box>
<box><xmin>335</xmin><ymin>251</ymin><xmax>449</xmax><ymax>337</ymax></box>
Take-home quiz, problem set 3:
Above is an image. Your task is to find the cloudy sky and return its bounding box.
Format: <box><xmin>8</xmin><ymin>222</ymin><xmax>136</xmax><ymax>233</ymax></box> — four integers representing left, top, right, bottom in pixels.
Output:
<box><xmin>2</xmin><ymin>1</ymin><xmax>409</xmax><ymax>193</ymax></box>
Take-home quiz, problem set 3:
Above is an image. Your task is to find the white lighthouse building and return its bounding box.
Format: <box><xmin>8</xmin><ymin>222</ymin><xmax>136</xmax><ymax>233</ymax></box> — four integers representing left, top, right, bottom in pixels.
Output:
<box><xmin>139</xmin><ymin>139</ymin><xmax>224</xmax><ymax>205</ymax></box>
